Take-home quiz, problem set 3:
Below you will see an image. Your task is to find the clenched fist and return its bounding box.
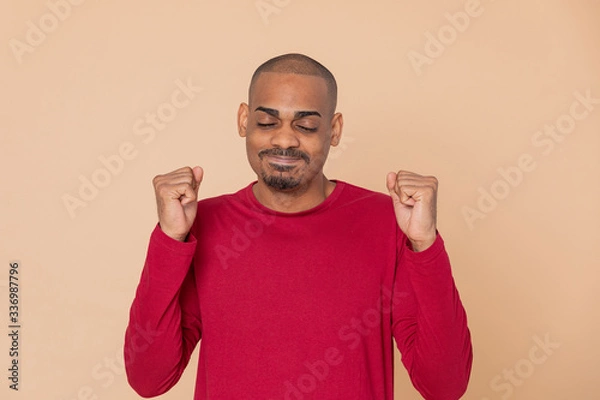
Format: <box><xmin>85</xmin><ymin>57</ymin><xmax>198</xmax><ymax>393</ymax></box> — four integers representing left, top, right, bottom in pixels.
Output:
<box><xmin>153</xmin><ymin>166</ymin><xmax>204</xmax><ymax>241</ymax></box>
<box><xmin>386</xmin><ymin>170</ymin><xmax>438</xmax><ymax>252</ymax></box>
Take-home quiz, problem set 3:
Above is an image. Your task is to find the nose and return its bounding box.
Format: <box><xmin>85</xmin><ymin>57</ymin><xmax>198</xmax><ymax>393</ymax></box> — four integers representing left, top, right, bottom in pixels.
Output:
<box><xmin>270</xmin><ymin>124</ymin><xmax>300</xmax><ymax>149</ymax></box>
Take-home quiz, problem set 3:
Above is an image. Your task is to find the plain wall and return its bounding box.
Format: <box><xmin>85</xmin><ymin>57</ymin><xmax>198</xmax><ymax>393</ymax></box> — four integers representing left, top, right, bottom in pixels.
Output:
<box><xmin>1</xmin><ymin>0</ymin><xmax>599</xmax><ymax>399</ymax></box>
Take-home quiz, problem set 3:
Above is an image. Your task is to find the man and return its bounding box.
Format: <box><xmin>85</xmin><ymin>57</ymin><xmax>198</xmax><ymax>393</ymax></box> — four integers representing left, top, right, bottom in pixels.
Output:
<box><xmin>124</xmin><ymin>53</ymin><xmax>472</xmax><ymax>400</ymax></box>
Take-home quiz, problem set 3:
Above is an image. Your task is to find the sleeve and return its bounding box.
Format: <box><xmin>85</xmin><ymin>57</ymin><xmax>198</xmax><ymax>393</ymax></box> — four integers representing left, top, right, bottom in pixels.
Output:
<box><xmin>123</xmin><ymin>224</ymin><xmax>203</xmax><ymax>398</ymax></box>
<box><xmin>391</xmin><ymin>229</ymin><xmax>473</xmax><ymax>400</ymax></box>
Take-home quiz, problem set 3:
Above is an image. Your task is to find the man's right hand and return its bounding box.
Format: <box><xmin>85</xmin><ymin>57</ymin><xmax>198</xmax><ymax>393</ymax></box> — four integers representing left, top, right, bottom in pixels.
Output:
<box><xmin>152</xmin><ymin>166</ymin><xmax>204</xmax><ymax>242</ymax></box>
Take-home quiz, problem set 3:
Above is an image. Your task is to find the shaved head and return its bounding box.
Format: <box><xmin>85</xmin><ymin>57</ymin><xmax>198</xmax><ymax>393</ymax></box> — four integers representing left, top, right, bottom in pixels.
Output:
<box><xmin>249</xmin><ymin>53</ymin><xmax>338</xmax><ymax>114</ymax></box>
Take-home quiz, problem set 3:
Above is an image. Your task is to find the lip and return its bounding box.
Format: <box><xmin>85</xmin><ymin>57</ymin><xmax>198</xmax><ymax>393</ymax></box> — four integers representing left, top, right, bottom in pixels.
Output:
<box><xmin>266</xmin><ymin>155</ymin><xmax>302</xmax><ymax>165</ymax></box>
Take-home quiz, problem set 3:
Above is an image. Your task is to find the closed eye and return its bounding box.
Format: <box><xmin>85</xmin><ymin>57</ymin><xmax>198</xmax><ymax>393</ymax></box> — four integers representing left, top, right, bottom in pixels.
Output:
<box><xmin>257</xmin><ymin>123</ymin><xmax>276</xmax><ymax>128</ymax></box>
<box><xmin>297</xmin><ymin>126</ymin><xmax>317</xmax><ymax>132</ymax></box>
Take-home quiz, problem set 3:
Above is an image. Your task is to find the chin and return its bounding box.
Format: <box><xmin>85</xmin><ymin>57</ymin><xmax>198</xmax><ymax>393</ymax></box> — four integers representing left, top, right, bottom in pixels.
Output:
<box><xmin>261</xmin><ymin>173</ymin><xmax>302</xmax><ymax>191</ymax></box>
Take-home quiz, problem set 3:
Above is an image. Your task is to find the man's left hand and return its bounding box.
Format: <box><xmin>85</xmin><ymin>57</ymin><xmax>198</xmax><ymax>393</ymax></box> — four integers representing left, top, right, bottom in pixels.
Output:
<box><xmin>386</xmin><ymin>170</ymin><xmax>438</xmax><ymax>252</ymax></box>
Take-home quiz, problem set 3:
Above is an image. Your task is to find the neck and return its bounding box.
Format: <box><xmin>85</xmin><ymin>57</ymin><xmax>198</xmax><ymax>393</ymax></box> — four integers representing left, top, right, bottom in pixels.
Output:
<box><xmin>252</xmin><ymin>175</ymin><xmax>336</xmax><ymax>213</ymax></box>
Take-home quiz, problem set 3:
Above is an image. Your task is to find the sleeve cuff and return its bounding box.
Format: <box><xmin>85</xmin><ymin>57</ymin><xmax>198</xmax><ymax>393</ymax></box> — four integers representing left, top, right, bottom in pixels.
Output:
<box><xmin>151</xmin><ymin>223</ymin><xmax>198</xmax><ymax>255</ymax></box>
<box><xmin>142</xmin><ymin>224</ymin><xmax>198</xmax><ymax>291</ymax></box>
<box><xmin>402</xmin><ymin>232</ymin><xmax>446</xmax><ymax>265</ymax></box>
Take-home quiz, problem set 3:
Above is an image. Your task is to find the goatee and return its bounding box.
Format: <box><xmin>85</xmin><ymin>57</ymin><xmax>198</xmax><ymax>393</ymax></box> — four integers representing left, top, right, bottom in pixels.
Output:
<box><xmin>261</xmin><ymin>173</ymin><xmax>301</xmax><ymax>190</ymax></box>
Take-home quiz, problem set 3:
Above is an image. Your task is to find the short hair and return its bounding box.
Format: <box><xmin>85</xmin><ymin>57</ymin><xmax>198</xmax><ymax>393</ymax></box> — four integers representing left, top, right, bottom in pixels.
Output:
<box><xmin>249</xmin><ymin>53</ymin><xmax>338</xmax><ymax>113</ymax></box>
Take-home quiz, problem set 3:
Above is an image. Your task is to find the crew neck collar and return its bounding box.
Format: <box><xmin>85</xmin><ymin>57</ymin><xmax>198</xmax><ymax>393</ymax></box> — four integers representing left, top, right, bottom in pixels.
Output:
<box><xmin>243</xmin><ymin>180</ymin><xmax>345</xmax><ymax>217</ymax></box>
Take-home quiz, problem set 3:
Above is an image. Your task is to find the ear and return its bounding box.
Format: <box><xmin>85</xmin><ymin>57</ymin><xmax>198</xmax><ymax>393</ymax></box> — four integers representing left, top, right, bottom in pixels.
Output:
<box><xmin>237</xmin><ymin>103</ymin><xmax>249</xmax><ymax>138</ymax></box>
<box><xmin>329</xmin><ymin>112</ymin><xmax>343</xmax><ymax>147</ymax></box>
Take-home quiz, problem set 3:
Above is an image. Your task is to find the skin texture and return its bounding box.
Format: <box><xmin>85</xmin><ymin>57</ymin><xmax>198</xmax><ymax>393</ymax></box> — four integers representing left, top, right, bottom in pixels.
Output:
<box><xmin>237</xmin><ymin>72</ymin><xmax>343</xmax><ymax>213</ymax></box>
<box><xmin>386</xmin><ymin>170</ymin><xmax>438</xmax><ymax>251</ymax></box>
<box><xmin>152</xmin><ymin>166</ymin><xmax>203</xmax><ymax>242</ymax></box>
<box><xmin>152</xmin><ymin>69</ymin><xmax>438</xmax><ymax>251</ymax></box>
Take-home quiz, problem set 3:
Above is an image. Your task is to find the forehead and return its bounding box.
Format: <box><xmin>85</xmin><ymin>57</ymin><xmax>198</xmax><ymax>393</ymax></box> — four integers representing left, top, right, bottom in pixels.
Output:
<box><xmin>250</xmin><ymin>72</ymin><xmax>330</xmax><ymax>111</ymax></box>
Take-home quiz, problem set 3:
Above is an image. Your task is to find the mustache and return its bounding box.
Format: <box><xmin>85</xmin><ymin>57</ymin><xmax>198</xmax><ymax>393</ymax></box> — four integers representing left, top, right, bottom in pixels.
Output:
<box><xmin>258</xmin><ymin>148</ymin><xmax>310</xmax><ymax>164</ymax></box>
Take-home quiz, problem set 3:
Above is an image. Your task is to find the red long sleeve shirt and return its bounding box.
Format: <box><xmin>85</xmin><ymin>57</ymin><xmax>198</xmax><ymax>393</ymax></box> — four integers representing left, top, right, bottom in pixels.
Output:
<box><xmin>124</xmin><ymin>180</ymin><xmax>472</xmax><ymax>399</ymax></box>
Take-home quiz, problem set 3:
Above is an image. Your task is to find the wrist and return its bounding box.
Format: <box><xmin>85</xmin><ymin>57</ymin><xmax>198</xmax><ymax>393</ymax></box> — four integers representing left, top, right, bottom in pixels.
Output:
<box><xmin>158</xmin><ymin>224</ymin><xmax>189</xmax><ymax>242</ymax></box>
<box><xmin>409</xmin><ymin>234</ymin><xmax>436</xmax><ymax>252</ymax></box>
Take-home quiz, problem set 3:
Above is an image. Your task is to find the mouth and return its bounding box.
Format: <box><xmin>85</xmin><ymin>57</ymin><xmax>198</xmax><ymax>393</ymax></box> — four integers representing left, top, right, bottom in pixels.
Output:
<box><xmin>266</xmin><ymin>155</ymin><xmax>302</xmax><ymax>165</ymax></box>
<box><xmin>266</xmin><ymin>156</ymin><xmax>302</xmax><ymax>172</ymax></box>
<box><xmin>258</xmin><ymin>148</ymin><xmax>310</xmax><ymax>165</ymax></box>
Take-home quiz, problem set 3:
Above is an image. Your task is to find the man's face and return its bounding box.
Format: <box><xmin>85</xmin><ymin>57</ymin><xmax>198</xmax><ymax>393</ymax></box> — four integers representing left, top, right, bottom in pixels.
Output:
<box><xmin>238</xmin><ymin>72</ymin><xmax>342</xmax><ymax>192</ymax></box>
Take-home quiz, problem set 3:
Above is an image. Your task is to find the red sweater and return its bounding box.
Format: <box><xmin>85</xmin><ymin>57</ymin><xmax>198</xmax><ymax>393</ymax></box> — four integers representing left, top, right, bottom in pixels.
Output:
<box><xmin>124</xmin><ymin>180</ymin><xmax>472</xmax><ymax>399</ymax></box>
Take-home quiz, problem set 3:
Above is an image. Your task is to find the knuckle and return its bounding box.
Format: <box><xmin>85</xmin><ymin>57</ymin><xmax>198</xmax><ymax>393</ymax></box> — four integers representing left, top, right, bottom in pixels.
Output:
<box><xmin>156</xmin><ymin>186</ymin><xmax>168</xmax><ymax>196</ymax></box>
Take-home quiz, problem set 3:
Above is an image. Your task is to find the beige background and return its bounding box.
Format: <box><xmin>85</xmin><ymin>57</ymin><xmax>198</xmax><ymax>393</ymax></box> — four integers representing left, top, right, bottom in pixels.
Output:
<box><xmin>1</xmin><ymin>0</ymin><xmax>599</xmax><ymax>399</ymax></box>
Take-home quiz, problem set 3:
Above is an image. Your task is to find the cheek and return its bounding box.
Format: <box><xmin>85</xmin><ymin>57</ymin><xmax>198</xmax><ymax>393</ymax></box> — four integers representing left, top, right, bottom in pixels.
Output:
<box><xmin>246</xmin><ymin>132</ymin><xmax>270</xmax><ymax>150</ymax></box>
<box><xmin>245</xmin><ymin>135</ymin><xmax>261</xmax><ymax>154</ymax></box>
<box><xmin>245</xmin><ymin>139</ymin><xmax>260</xmax><ymax>165</ymax></box>
<box><xmin>308</xmin><ymin>140</ymin><xmax>331</xmax><ymax>158</ymax></box>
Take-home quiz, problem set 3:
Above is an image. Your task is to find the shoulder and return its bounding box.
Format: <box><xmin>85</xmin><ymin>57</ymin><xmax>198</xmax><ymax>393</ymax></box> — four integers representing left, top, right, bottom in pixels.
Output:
<box><xmin>333</xmin><ymin>181</ymin><xmax>400</xmax><ymax>239</ymax></box>
<box><xmin>192</xmin><ymin>184</ymin><xmax>253</xmax><ymax>222</ymax></box>
<box><xmin>196</xmin><ymin>183</ymin><xmax>252</xmax><ymax>209</ymax></box>
<box><xmin>336</xmin><ymin>180</ymin><xmax>393</xmax><ymax>209</ymax></box>
<box><xmin>333</xmin><ymin>180</ymin><xmax>396</xmax><ymax>223</ymax></box>
<box><xmin>196</xmin><ymin>192</ymin><xmax>236</xmax><ymax>209</ymax></box>
<box><xmin>189</xmin><ymin>184</ymin><xmax>251</xmax><ymax>234</ymax></box>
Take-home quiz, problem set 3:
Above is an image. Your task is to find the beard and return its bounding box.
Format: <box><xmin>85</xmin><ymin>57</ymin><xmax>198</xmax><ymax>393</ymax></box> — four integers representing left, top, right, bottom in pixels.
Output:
<box><xmin>261</xmin><ymin>172</ymin><xmax>302</xmax><ymax>190</ymax></box>
<box><xmin>258</xmin><ymin>148</ymin><xmax>310</xmax><ymax>191</ymax></box>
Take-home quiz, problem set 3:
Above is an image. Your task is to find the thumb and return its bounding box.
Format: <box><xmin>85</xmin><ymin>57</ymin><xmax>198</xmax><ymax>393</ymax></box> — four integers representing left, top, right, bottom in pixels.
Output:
<box><xmin>386</xmin><ymin>172</ymin><xmax>397</xmax><ymax>195</ymax></box>
<box><xmin>192</xmin><ymin>166</ymin><xmax>204</xmax><ymax>190</ymax></box>
<box><xmin>180</xmin><ymin>166</ymin><xmax>203</xmax><ymax>206</ymax></box>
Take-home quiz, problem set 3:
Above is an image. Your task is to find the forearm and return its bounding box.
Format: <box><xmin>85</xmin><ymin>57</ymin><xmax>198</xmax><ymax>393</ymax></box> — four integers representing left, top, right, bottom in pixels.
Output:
<box><xmin>394</xmin><ymin>234</ymin><xmax>473</xmax><ymax>400</ymax></box>
<box><xmin>124</xmin><ymin>224</ymin><xmax>201</xmax><ymax>397</ymax></box>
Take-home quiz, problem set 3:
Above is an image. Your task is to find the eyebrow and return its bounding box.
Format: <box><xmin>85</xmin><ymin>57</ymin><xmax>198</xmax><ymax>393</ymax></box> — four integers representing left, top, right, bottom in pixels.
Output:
<box><xmin>254</xmin><ymin>107</ymin><xmax>322</xmax><ymax>119</ymax></box>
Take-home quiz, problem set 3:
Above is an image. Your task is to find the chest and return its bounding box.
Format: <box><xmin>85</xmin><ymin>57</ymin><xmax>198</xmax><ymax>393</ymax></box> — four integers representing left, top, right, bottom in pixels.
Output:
<box><xmin>193</xmin><ymin>215</ymin><xmax>396</xmax><ymax>339</ymax></box>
